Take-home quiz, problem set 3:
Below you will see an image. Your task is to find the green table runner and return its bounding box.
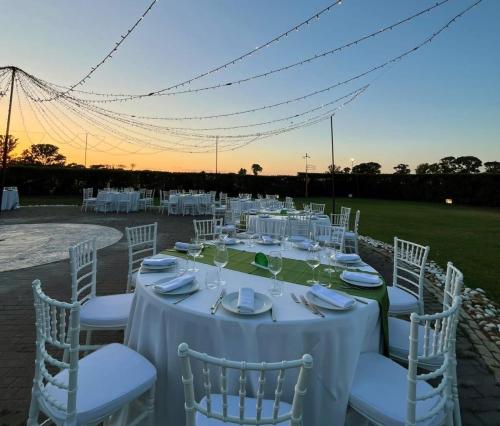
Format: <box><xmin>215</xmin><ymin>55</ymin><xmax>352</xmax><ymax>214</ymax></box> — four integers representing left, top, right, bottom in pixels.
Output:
<box><xmin>163</xmin><ymin>245</ymin><xmax>389</xmax><ymax>353</ymax></box>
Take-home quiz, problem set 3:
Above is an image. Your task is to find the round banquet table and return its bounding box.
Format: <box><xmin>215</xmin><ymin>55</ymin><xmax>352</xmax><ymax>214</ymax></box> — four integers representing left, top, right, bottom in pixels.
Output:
<box><xmin>1</xmin><ymin>188</ymin><xmax>19</xmax><ymax>210</ymax></box>
<box><xmin>125</xmin><ymin>247</ymin><xmax>382</xmax><ymax>426</ymax></box>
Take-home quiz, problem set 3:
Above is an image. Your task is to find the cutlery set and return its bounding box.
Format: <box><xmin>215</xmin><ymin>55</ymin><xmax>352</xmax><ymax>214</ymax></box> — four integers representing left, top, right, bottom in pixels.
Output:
<box><xmin>210</xmin><ymin>289</ymin><xmax>226</xmax><ymax>314</ymax></box>
<box><xmin>290</xmin><ymin>292</ymin><xmax>325</xmax><ymax>317</ymax></box>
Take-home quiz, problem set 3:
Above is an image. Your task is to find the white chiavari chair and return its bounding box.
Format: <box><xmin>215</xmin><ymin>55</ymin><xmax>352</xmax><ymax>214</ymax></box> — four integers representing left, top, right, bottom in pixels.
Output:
<box><xmin>81</xmin><ymin>188</ymin><xmax>96</xmax><ymax>212</ymax></box>
<box><xmin>256</xmin><ymin>217</ymin><xmax>287</xmax><ymax>240</ymax></box>
<box><xmin>69</xmin><ymin>239</ymin><xmax>134</xmax><ymax>352</ymax></box>
<box><xmin>349</xmin><ymin>296</ymin><xmax>461</xmax><ymax>426</ymax></box>
<box><xmin>344</xmin><ymin>210</ymin><xmax>360</xmax><ymax>254</ymax></box>
<box><xmin>28</xmin><ymin>280</ymin><xmax>156</xmax><ymax>426</ymax></box>
<box><xmin>388</xmin><ymin>237</ymin><xmax>430</xmax><ymax>316</ymax></box>
<box><xmin>330</xmin><ymin>213</ymin><xmax>349</xmax><ymax>229</ymax></box>
<box><xmin>166</xmin><ymin>194</ymin><xmax>179</xmax><ymax>215</ymax></box>
<box><xmin>138</xmin><ymin>188</ymin><xmax>155</xmax><ymax>211</ymax></box>
<box><xmin>388</xmin><ymin>262</ymin><xmax>463</xmax><ymax>425</ymax></box>
<box><xmin>340</xmin><ymin>206</ymin><xmax>351</xmax><ymax>223</ymax></box>
<box><xmin>236</xmin><ymin>212</ymin><xmax>249</xmax><ymax>236</ymax></box>
<box><xmin>115</xmin><ymin>191</ymin><xmax>131</xmax><ymax>213</ymax></box>
<box><xmin>183</xmin><ymin>195</ymin><xmax>196</xmax><ymax>216</ymax></box>
<box><xmin>125</xmin><ymin>223</ymin><xmax>157</xmax><ymax>293</ymax></box>
<box><xmin>310</xmin><ymin>203</ymin><xmax>325</xmax><ymax>214</ymax></box>
<box><xmin>159</xmin><ymin>190</ymin><xmax>169</xmax><ymax>214</ymax></box>
<box><xmin>288</xmin><ymin>216</ymin><xmax>310</xmax><ymax>239</ymax></box>
<box><xmin>284</xmin><ymin>196</ymin><xmax>294</xmax><ymax>210</ymax></box>
<box><xmin>178</xmin><ymin>343</ymin><xmax>313</xmax><ymax>426</ymax></box>
<box><xmin>193</xmin><ymin>218</ymin><xmax>223</xmax><ymax>241</ymax></box>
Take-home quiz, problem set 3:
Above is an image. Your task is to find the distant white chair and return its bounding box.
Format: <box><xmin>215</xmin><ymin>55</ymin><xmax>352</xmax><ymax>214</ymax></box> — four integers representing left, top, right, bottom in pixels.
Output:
<box><xmin>284</xmin><ymin>196</ymin><xmax>295</xmax><ymax>209</ymax></box>
<box><xmin>69</xmin><ymin>239</ymin><xmax>134</xmax><ymax>351</ymax></box>
<box><xmin>310</xmin><ymin>203</ymin><xmax>325</xmax><ymax>214</ymax></box>
<box><xmin>193</xmin><ymin>218</ymin><xmax>223</xmax><ymax>241</ymax></box>
<box><xmin>388</xmin><ymin>237</ymin><xmax>430</xmax><ymax>316</ymax></box>
<box><xmin>125</xmin><ymin>223</ymin><xmax>158</xmax><ymax>293</ymax></box>
<box><xmin>177</xmin><ymin>343</ymin><xmax>313</xmax><ymax>426</ymax></box>
<box><xmin>28</xmin><ymin>280</ymin><xmax>156</xmax><ymax>426</ymax></box>
<box><xmin>344</xmin><ymin>210</ymin><xmax>360</xmax><ymax>254</ymax></box>
<box><xmin>138</xmin><ymin>189</ymin><xmax>155</xmax><ymax>211</ymax></box>
<box><xmin>256</xmin><ymin>217</ymin><xmax>287</xmax><ymax>240</ymax></box>
<box><xmin>350</xmin><ymin>296</ymin><xmax>461</xmax><ymax>426</ymax></box>
<box><xmin>388</xmin><ymin>262</ymin><xmax>463</xmax><ymax>425</ymax></box>
<box><xmin>81</xmin><ymin>187</ymin><xmax>96</xmax><ymax>212</ymax></box>
<box><xmin>94</xmin><ymin>191</ymin><xmax>114</xmax><ymax>214</ymax></box>
<box><xmin>183</xmin><ymin>195</ymin><xmax>196</xmax><ymax>216</ymax></box>
<box><xmin>340</xmin><ymin>206</ymin><xmax>351</xmax><ymax>224</ymax></box>
<box><xmin>330</xmin><ymin>213</ymin><xmax>349</xmax><ymax>229</ymax></box>
<box><xmin>159</xmin><ymin>190</ymin><xmax>169</xmax><ymax>214</ymax></box>
<box><xmin>166</xmin><ymin>194</ymin><xmax>180</xmax><ymax>215</ymax></box>
<box><xmin>311</xmin><ymin>224</ymin><xmax>345</xmax><ymax>252</ymax></box>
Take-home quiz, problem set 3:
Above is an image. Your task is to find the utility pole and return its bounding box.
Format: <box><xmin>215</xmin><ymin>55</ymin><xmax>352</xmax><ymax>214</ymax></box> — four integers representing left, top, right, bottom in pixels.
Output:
<box><xmin>0</xmin><ymin>67</ymin><xmax>16</xmax><ymax>215</ymax></box>
<box><xmin>215</xmin><ymin>136</ymin><xmax>218</xmax><ymax>174</ymax></box>
<box><xmin>330</xmin><ymin>115</ymin><xmax>336</xmax><ymax>214</ymax></box>
<box><xmin>84</xmin><ymin>132</ymin><xmax>88</xmax><ymax>167</ymax></box>
<box><xmin>303</xmin><ymin>153</ymin><xmax>310</xmax><ymax>198</ymax></box>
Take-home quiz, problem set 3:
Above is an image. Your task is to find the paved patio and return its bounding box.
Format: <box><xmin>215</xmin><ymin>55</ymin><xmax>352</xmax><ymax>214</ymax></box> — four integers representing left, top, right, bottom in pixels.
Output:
<box><xmin>0</xmin><ymin>207</ymin><xmax>499</xmax><ymax>425</ymax></box>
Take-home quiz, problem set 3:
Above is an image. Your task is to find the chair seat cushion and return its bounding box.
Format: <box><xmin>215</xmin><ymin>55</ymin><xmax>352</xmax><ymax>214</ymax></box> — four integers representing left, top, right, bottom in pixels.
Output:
<box><xmin>195</xmin><ymin>394</ymin><xmax>291</xmax><ymax>425</ymax></box>
<box><xmin>350</xmin><ymin>353</ymin><xmax>445</xmax><ymax>426</ymax></box>
<box><xmin>387</xmin><ymin>286</ymin><xmax>419</xmax><ymax>315</ymax></box>
<box><xmin>389</xmin><ymin>317</ymin><xmax>443</xmax><ymax>368</ymax></box>
<box><xmin>80</xmin><ymin>294</ymin><xmax>134</xmax><ymax>328</ymax></box>
<box><xmin>344</xmin><ymin>231</ymin><xmax>356</xmax><ymax>239</ymax></box>
<box><xmin>42</xmin><ymin>343</ymin><xmax>156</xmax><ymax>425</ymax></box>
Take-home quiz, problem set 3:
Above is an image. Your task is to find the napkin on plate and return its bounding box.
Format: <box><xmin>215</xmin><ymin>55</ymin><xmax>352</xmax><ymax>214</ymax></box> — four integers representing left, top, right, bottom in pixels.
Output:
<box><xmin>261</xmin><ymin>235</ymin><xmax>274</xmax><ymax>243</ymax></box>
<box><xmin>289</xmin><ymin>235</ymin><xmax>307</xmax><ymax>243</ymax></box>
<box><xmin>223</xmin><ymin>237</ymin><xmax>238</xmax><ymax>245</ymax></box>
<box><xmin>295</xmin><ymin>241</ymin><xmax>315</xmax><ymax>250</ymax></box>
<box><xmin>342</xmin><ymin>271</ymin><xmax>380</xmax><ymax>284</ymax></box>
<box><xmin>237</xmin><ymin>287</ymin><xmax>255</xmax><ymax>313</ymax></box>
<box><xmin>175</xmin><ymin>242</ymin><xmax>200</xmax><ymax>251</ymax></box>
<box><xmin>259</xmin><ymin>214</ymin><xmax>270</xmax><ymax>218</ymax></box>
<box><xmin>335</xmin><ymin>253</ymin><xmax>361</xmax><ymax>263</ymax></box>
<box><xmin>143</xmin><ymin>256</ymin><xmax>177</xmax><ymax>267</ymax></box>
<box><xmin>154</xmin><ymin>274</ymin><xmax>194</xmax><ymax>292</ymax></box>
<box><xmin>310</xmin><ymin>284</ymin><xmax>355</xmax><ymax>308</ymax></box>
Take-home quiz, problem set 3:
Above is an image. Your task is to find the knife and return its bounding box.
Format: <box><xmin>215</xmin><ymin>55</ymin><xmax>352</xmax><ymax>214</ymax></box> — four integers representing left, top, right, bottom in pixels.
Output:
<box><xmin>210</xmin><ymin>289</ymin><xmax>226</xmax><ymax>314</ymax></box>
<box><xmin>300</xmin><ymin>295</ymin><xmax>325</xmax><ymax>318</ymax></box>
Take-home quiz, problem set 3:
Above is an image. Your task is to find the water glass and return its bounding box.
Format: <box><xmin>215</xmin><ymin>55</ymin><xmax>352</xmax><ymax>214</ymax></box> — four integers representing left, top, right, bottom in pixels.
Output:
<box><xmin>306</xmin><ymin>249</ymin><xmax>321</xmax><ymax>285</ymax></box>
<box><xmin>205</xmin><ymin>270</ymin><xmax>219</xmax><ymax>290</ymax></box>
<box><xmin>187</xmin><ymin>238</ymin><xmax>202</xmax><ymax>272</ymax></box>
<box><xmin>213</xmin><ymin>243</ymin><xmax>229</xmax><ymax>286</ymax></box>
<box><xmin>268</xmin><ymin>251</ymin><xmax>283</xmax><ymax>296</ymax></box>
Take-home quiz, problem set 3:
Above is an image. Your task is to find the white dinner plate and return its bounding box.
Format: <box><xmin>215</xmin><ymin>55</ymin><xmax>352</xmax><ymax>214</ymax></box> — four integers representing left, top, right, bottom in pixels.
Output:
<box><xmin>222</xmin><ymin>291</ymin><xmax>273</xmax><ymax>315</ymax></box>
<box><xmin>340</xmin><ymin>272</ymin><xmax>383</xmax><ymax>288</ymax></box>
<box><xmin>153</xmin><ymin>280</ymin><xmax>199</xmax><ymax>295</ymax></box>
<box><xmin>332</xmin><ymin>254</ymin><xmax>362</xmax><ymax>265</ymax></box>
<box><xmin>305</xmin><ymin>290</ymin><xmax>356</xmax><ymax>311</ymax></box>
<box><xmin>256</xmin><ymin>239</ymin><xmax>280</xmax><ymax>245</ymax></box>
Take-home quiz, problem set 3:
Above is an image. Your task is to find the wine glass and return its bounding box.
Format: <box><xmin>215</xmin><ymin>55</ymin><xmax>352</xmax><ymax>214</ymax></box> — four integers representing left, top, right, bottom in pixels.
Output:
<box><xmin>306</xmin><ymin>248</ymin><xmax>321</xmax><ymax>285</ymax></box>
<box><xmin>213</xmin><ymin>243</ymin><xmax>229</xmax><ymax>286</ymax></box>
<box><xmin>188</xmin><ymin>238</ymin><xmax>202</xmax><ymax>272</ymax></box>
<box><xmin>268</xmin><ymin>251</ymin><xmax>283</xmax><ymax>296</ymax></box>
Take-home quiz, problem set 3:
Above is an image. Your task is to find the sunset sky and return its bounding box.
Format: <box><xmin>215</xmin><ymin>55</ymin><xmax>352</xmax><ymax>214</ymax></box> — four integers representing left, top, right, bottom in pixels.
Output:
<box><xmin>1</xmin><ymin>0</ymin><xmax>499</xmax><ymax>174</ymax></box>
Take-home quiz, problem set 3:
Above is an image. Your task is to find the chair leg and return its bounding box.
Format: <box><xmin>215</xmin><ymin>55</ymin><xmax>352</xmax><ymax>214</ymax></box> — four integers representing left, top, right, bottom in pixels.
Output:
<box><xmin>84</xmin><ymin>330</ymin><xmax>93</xmax><ymax>356</ymax></box>
<box><xmin>452</xmin><ymin>364</ymin><xmax>462</xmax><ymax>426</ymax></box>
<box><xmin>27</xmin><ymin>388</ymin><xmax>40</xmax><ymax>426</ymax></box>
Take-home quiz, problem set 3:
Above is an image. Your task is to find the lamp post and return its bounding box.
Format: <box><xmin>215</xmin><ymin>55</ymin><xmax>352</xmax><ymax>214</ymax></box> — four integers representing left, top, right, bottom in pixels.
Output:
<box><xmin>303</xmin><ymin>153</ymin><xmax>310</xmax><ymax>198</ymax></box>
<box><xmin>330</xmin><ymin>115</ymin><xmax>336</xmax><ymax>215</ymax></box>
<box><xmin>0</xmin><ymin>66</ymin><xmax>16</xmax><ymax>216</ymax></box>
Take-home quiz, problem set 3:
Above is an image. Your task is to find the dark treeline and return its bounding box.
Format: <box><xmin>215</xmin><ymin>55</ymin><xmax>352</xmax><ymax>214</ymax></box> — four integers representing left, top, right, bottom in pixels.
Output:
<box><xmin>5</xmin><ymin>165</ymin><xmax>499</xmax><ymax>207</ymax></box>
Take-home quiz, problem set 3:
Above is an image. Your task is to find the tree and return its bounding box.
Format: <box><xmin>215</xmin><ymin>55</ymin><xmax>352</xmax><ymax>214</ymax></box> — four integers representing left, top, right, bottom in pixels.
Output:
<box><xmin>251</xmin><ymin>163</ymin><xmax>263</xmax><ymax>176</ymax></box>
<box><xmin>237</xmin><ymin>168</ymin><xmax>247</xmax><ymax>175</ymax></box>
<box><xmin>18</xmin><ymin>143</ymin><xmax>66</xmax><ymax>166</ymax></box>
<box><xmin>393</xmin><ymin>163</ymin><xmax>411</xmax><ymax>175</ymax></box>
<box><xmin>453</xmin><ymin>156</ymin><xmax>482</xmax><ymax>174</ymax></box>
<box><xmin>484</xmin><ymin>161</ymin><xmax>500</xmax><ymax>173</ymax></box>
<box><xmin>66</xmin><ymin>162</ymin><xmax>85</xmax><ymax>168</ymax></box>
<box><xmin>0</xmin><ymin>135</ymin><xmax>18</xmax><ymax>164</ymax></box>
<box><xmin>415</xmin><ymin>163</ymin><xmax>440</xmax><ymax>174</ymax></box>
<box><xmin>437</xmin><ymin>156</ymin><xmax>457</xmax><ymax>174</ymax></box>
<box><xmin>352</xmin><ymin>162</ymin><xmax>381</xmax><ymax>174</ymax></box>
<box><xmin>342</xmin><ymin>167</ymin><xmax>351</xmax><ymax>174</ymax></box>
<box><xmin>326</xmin><ymin>164</ymin><xmax>341</xmax><ymax>173</ymax></box>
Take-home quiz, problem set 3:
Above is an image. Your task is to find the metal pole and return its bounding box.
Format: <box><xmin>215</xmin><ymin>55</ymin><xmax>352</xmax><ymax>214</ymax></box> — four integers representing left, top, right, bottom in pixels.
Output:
<box><xmin>215</xmin><ymin>136</ymin><xmax>218</xmax><ymax>174</ymax></box>
<box><xmin>330</xmin><ymin>115</ymin><xmax>336</xmax><ymax>214</ymax></box>
<box><xmin>303</xmin><ymin>153</ymin><xmax>310</xmax><ymax>198</ymax></box>
<box><xmin>0</xmin><ymin>67</ymin><xmax>16</xmax><ymax>215</ymax></box>
<box><xmin>84</xmin><ymin>132</ymin><xmax>88</xmax><ymax>167</ymax></box>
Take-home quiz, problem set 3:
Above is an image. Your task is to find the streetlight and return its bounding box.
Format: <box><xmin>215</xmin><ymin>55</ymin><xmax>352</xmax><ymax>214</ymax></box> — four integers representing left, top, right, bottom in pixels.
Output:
<box><xmin>330</xmin><ymin>115</ymin><xmax>336</xmax><ymax>214</ymax></box>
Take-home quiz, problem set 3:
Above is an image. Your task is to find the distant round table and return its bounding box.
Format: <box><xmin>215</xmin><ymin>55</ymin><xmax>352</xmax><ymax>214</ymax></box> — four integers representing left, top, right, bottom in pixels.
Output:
<box><xmin>1</xmin><ymin>188</ymin><xmax>19</xmax><ymax>211</ymax></box>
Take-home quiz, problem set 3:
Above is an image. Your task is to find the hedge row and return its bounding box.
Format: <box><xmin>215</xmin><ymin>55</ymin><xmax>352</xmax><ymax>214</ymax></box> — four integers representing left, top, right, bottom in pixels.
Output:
<box><xmin>4</xmin><ymin>165</ymin><xmax>500</xmax><ymax>206</ymax></box>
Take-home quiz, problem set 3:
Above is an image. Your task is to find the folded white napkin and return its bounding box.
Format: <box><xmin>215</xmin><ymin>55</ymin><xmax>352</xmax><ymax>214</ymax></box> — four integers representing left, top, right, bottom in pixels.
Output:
<box><xmin>175</xmin><ymin>242</ymin><xmax>200</xmax><ymax>251</ymax></box>
<box><xmin>223</xmin><ymin>237</ymin><xmax>238</xmax><ymax>245</ymax></box>
<box><xmin>342</xmin><ymin>271</ymin><xmax>380</xmax><ymax>284</ymax></box>
<box><xmin>154</xmin><ymin>274</ymin><xmax>194</xmax><ymax>292</ymax></box>
<box><xmin>143</xmin><ymin>256</ymin><xmax>177</xmax><ymax>267</ymax></box>
<box><xmin>310</xmin><ymin>284</ymin><xmax>355</xmax><ymax>308</ymax></box>
<box><xmin>237</xmin><ymin>287</ymin><xmax>255</xmax><ymax>313</ymax></box>
<box><xmin>296</xmin><ymin>241</ymin><xmax>314</xmax><ymax>250</ymax></box>
<box><xmin>261</xmin><ymin>235</ymin><xmax>274</xmax><ymax>243</ymax></box>
<box><xmin>259</xmin><ymin>214</ymin><xmax>270</xmax><ymax>218</ymax></box>
<box><xmin>289</xmin><ymin>235</ymin><xmax>307</xmax><ymax>243</ymax></box>
<box><xmin>335</xmin><ymin>253</ymin><xmax>361</xmax><ymax>263</ymax></box>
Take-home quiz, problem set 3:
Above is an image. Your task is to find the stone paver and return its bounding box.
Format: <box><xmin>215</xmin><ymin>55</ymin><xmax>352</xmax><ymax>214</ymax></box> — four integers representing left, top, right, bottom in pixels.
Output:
<box><xmin>0</xmin><ymin>207</ymin><xmax>499</xmax><ymax>425</ymax></box>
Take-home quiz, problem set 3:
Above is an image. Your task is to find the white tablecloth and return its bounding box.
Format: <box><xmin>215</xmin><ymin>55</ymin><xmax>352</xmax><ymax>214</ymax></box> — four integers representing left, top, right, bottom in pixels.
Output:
<box><xmin>170</xmin><ymin>194</ymin><xmax>211</xmax><ymax>214</ymax></box>
<box><xmin>96</xmin><ymin>191</ymin><xmax>139</xmax><ymax>212</ymax></box>
<box><xmin>247</xmin><ymin>214</ymin><xmax>330</xmax><ymax>237</ymax></box>
<box><xmin>125</xmin><ymin>247</ymin><xmax>381</xmax><ymax>425</ymax></box>
<box><xmin>1</xmin><ymin>189</ymin><xmax>19</xmax><ymax>210</ymax></box>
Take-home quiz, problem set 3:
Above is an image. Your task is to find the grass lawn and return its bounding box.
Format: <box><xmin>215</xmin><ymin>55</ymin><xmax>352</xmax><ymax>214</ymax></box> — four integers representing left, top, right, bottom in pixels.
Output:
<box><xmin>20</xmin><ymin>195</ymin><xmax>81</xmax><ymax>205</ymax></box>
<box><xmin>18</xmin><ymin>195</ymin><xmax>500</xmax><ymax>302</ymax></box>
<box><xmin>296</xmin><ymin>197</ymin><xmax>500</xmax><ymax>302</ymax></box>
